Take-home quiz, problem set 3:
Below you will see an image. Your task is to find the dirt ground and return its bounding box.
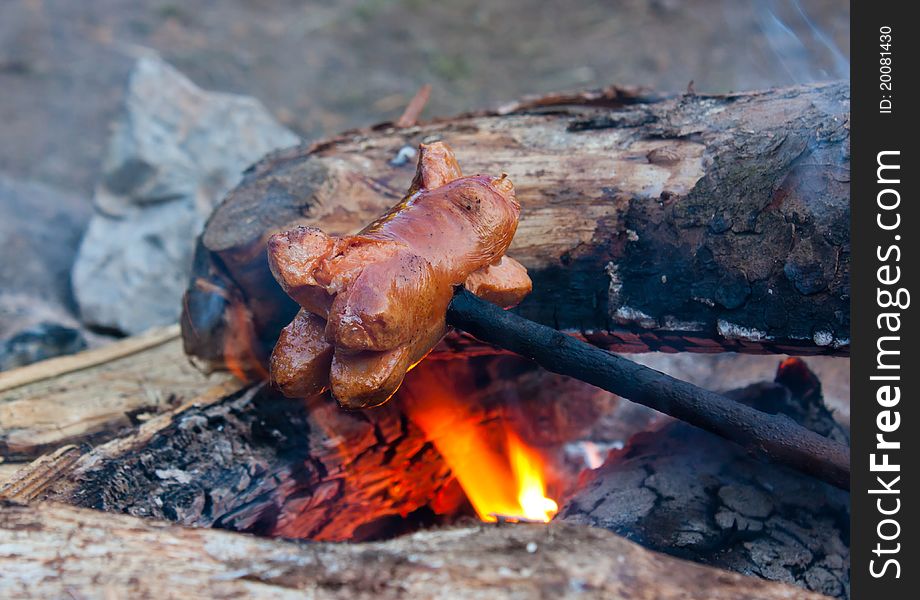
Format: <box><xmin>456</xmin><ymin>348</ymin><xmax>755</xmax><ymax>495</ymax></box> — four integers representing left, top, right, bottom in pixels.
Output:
<box><xmin>1</xmin><ymin>0</ymin><xmax>848</xmax><ymax>196</ymax></box>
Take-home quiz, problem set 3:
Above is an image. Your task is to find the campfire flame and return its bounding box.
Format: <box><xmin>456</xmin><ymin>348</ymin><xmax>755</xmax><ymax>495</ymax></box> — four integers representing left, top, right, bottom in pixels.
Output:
<box><xmin>400</xmin><ymin>362</ymin><xmax>558</xmax><ymax>523</ymax></box>
<box><xmin>507</xmin><ymin>431</ymin><xmax>559</xmax><ymax>522</ymax></box>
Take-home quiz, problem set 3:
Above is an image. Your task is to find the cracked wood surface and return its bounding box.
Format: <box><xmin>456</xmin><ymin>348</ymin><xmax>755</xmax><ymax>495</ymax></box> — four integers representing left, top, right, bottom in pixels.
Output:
<box><xmin>0</xmin><ymin>501</ymin><xmax>831</xmax><ymax>600</ymax></box>
<box><xmin>561</xmin><ymin>359</ymin><xmax>850</xmax><ymax>598</ymax></box>
<box><xmin>183</xmin><ymin>81</ymin><xmax>849</xmax><ymax>374</ymax></box>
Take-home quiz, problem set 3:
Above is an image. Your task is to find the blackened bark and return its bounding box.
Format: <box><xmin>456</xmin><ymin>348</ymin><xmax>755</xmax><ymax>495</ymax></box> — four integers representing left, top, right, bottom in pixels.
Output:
<box><xmin>42</xmin><ymin>384</ymin><xmax>455</xmax><ymax>542</ymax></box>
<box><xmin>560</xmin><ymin>359</ymin><xmax>850</xmax><ymax>598</ymax></box>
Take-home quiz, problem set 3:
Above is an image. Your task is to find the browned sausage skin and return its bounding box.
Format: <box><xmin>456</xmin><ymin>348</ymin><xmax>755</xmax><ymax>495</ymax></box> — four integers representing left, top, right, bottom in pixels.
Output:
<box><xmin>268</xmin><ymin>141</ymin><xmax>530</xmax><ymax>408</ymax></box>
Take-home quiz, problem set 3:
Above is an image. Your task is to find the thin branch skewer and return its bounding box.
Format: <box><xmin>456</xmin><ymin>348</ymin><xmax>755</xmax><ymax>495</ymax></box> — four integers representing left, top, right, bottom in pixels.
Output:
<box><xmin>446</xmin><ymin>288</ymin><xmax>850</xmax><ymax>490</ymax></box>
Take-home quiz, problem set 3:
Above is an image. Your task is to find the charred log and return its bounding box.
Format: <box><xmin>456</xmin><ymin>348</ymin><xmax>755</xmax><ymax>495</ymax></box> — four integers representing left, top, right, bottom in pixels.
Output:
<box><xmin>182</xmin><ymin>81</ymin><xmax>850</xmax><ymax>375</ymax></box>
<box><xmin>6</xmin><ymin>354</ymin><xmax>621</xmax><ymax>541</ymax></box>
<box><xmin>31</xmin><ymin>384</ymin><xmax>454</xmax><ymax>541</ymax></box>
<box><xmin>560</xmin><ymin>358</ymin><xmax>850</xmax><ymax>598</ymax></box>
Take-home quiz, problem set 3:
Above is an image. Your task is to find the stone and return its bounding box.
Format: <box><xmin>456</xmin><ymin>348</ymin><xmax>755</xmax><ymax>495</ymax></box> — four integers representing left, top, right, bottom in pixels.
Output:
<box><xmin>0</xmin><ymin>175</ymin><xmax>90</xmax><ymax>312</ymax></box>
<box><xmin>0</xmin><ymin>175</ymin><xmax>94</xmax><ymax>369</ymax></box>
<box><xmin>72</xmin><ymin>54</ymin><xmax>299</xmax><ymax>335</ymax></box>
<box><xmin>0</xmin><ymin>322</ymin><xmax>87</xmax><ymax>371</ymax></box>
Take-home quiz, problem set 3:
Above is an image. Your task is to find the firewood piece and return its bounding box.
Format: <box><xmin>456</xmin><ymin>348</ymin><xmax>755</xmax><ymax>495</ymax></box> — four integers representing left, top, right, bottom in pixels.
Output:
<box><xmin>446</xmin><ymin>288</ymin><xmax>850</xmax><ymax>489</ymax></box>
<box><xmin>182</xmin><ymin>82</ymin><xmax>850</xmax><ymax>374</ymax></box>
<box><xmin>0</xmin><ymin>339</ymin><xmax>630</xmax><ymax>546</ymax></box>
<box><xmin>0</xmin><ymin>501</ymin><xmax>831</xmax><ymax>600</ymax></box>
<box><xmin>0</xmin><ymin>445</ymin><xmax>83</xmax><ymax>503</ymax></box>
<box><xmin>0</xmin><ymin>324</ymin><xmax>180</xmax><ymax>393</ymax></box>
<box><xmin>0</xmin><ymin>465</ymin><xmax>18</xmax><ymax>485</ymax></box>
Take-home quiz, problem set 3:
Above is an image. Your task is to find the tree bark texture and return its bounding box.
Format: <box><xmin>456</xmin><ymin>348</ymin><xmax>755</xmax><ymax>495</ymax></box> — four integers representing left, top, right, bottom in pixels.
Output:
<box><xmin>0</xmin><ymin>501</ymin><xmax>831</xmax><ymax>600</ymax></box>
<box><xmin>182</xmin><ymin>81</ymin><xmax>850</xmax><ymax>373</ymax></box>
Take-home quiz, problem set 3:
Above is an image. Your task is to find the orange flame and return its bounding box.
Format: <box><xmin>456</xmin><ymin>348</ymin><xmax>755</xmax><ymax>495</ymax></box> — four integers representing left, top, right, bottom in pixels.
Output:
<box><xmin>507</xmin><ymin>432</ymin><xmax>559</xmax><ymax>522</ymax></box>
<box><xmin>400</xmin><ymin>362</ymin><xmax>558</xmax><ymax>523</ymax></box>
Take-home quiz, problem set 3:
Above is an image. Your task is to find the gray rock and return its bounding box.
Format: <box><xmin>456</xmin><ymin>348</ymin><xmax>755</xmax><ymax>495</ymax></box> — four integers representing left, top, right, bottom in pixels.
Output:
<box><xmin>72</xmin><ymin>54</ymin><xmax>299</xmax><ymax>334</ymax></box>
<box><xmin>0</xmin><ymin>322</ymin><xmax>87</xmax><ymax>371</ymax></box>
<box><xmin>0</xmin><ymin>174</ymin><xmax>97</xmax><ymax>370</ymax></box>
<box><xmin>0</xmin><ymin>174</ymin><xmax>90</xmax><ymax>312</ymax></box>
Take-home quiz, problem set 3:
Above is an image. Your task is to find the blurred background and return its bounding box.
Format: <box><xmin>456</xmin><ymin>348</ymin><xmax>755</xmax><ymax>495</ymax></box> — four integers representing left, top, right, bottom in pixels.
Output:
<box><xmin>0</xmin><ymin>0</ymin><xmax>849</xmax><ymax>413</ymax></box>
<box><xmin>0</xmin><ymin>0</ymin><xmax>849</xmax><ymax>196</ymax></box>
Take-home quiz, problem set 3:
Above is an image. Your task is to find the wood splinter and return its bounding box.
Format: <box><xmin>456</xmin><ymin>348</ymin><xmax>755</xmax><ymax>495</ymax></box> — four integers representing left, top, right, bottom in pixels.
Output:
<box><xmin>268</xmin><ymin>141</ymin><xmax>850</xmax><ymax>490</ymax></box>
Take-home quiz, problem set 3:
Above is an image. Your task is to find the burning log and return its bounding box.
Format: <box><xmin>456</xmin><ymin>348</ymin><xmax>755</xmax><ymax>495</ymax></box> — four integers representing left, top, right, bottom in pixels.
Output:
<box><xmin>1</xmin><ymin>346</ymin><xmax>620</xmax><ymax>539</ymax></box>
<box><xmin>7</xmin><ymin>383</ymin><xmax>455</xmax><ymax>541</ymax></box>
<box><xmin>0</xmin><ymin>501</ymin><xmax>832</xmax><ymax>600</ymax></box>
<box><xmin>258</xmin><ymin>138</ymin><xmax>849</xmax><ymax>489</ymax></box>
<box><xmin>182</xmin><ymin>81</ymin><xmax>850</xmax><ymax>375</ymax></box>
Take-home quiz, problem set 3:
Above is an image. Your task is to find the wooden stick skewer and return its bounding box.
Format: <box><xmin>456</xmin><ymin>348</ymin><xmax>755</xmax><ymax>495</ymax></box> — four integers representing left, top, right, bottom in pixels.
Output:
<box><xmin>446</xmin><ymin>288</ymin><xmax>850</xmax><ymax>490</ymax></box>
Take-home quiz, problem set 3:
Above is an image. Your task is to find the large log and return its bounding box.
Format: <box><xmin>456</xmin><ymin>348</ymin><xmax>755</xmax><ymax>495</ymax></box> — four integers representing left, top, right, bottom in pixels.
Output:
<box><xmin>182</xmin><ymin>82</ymin><xmax>849</xmax><ymax>374</ymax></box>
<box><xmin>0</xmin><ymin>501</ymin><xmax>831</xmax><ymax>600</ymax></box>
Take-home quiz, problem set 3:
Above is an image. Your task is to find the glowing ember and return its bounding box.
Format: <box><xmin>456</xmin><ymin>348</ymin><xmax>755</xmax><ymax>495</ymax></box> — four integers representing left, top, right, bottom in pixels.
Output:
<box><xmin>223</xmin><ymin>300</ymin><xmax>269</xmax><ymax>383</ymax></box>
<box><xmin>400</xmin><ymin>362</ymin><xmax>559</xmax><ymax>523</ymax></box>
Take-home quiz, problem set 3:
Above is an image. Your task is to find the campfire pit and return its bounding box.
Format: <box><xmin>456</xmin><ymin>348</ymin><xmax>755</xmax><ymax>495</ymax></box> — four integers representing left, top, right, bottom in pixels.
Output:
<box><xmin>1</xmin><ymin>81</ymin><xmax>850</xmax><ymax>599</ymax></box>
